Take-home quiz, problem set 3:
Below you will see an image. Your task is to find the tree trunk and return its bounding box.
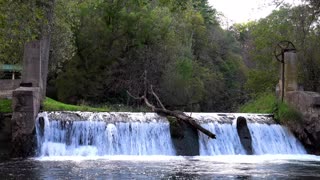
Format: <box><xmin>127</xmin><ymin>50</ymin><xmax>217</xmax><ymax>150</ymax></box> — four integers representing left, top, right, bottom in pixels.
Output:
<box><xmin>127</xmin><ymin>72</ymin><xmax>216</xmax><ymax>139</ymax></box>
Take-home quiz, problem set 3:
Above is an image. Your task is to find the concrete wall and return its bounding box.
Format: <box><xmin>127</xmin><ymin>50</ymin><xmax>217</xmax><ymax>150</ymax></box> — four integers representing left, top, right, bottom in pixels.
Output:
<box><xmin>0</xmin><ymin>113</ymin><xmax>11</xmax><ymax>160</ymax></box>
<box><xmin>170</xmin><ymin>120</ymin><xmax>199</xmax><ymax>156</ymax></box>
<box><xmin>285</xmin><ymin>91</ymin><xmax>320</xmax><ymax>154</ymax></box>
<box><xmin>0</xmin><ymin>79</ymin><xmax>21</xmax><ymax>91</ymax></box>
<box><xmin>11</xmin><ymin>40</ymin><xmax>46</xmax><ymax>157</ymax></box>
<box><xmin>11</xmin><ymin>87</ymin><xmax>40</xmax><ymax>157</ymax></box>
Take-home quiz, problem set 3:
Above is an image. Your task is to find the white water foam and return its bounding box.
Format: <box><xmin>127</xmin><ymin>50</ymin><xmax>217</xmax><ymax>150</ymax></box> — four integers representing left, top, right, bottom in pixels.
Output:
<box><xmin>199</xmin><ymin>122</ymin><xmax>246</xmax><ymax>155</ymax></box>
<box><xmin>36</xmin><ymin>112</ymin><xmax>175</xmax><ymax>157</ymax></box>
<box><xmin>199</xmin><ymin>121</ymin><xmax>306</xmax><ymax>155</ymax></box>
<box><xmin>37</xmin><ymin>112</ymin><xmax>306</xmax><ymax>157</ymax></box>
<box><xmin>248</xmin><ymin>123</ymin><xmax>306</xmax><ymax>154</ymax></box>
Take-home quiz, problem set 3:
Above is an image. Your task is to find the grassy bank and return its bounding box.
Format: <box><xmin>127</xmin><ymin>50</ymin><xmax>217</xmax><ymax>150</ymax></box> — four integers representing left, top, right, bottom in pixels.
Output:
<box><xmin>43</xmin><ymin>97</ymin><xmax>109</xmax><ymax>112</ymax></box>
<box><xmin>0</xmin><ymin>97</ymin><xmax>110</xmax><ymax>113</ymax></box>
<box><xmin>0</xmin><ymin>99</ymin><xmax>12</xmax><ymax>113</ymax></box>
<box><xmin>239</xmin><ymin>93</ymin><xmax>302</xmax><ymax>123</ymax></box>
<box><xmin>0</xmin><ymin>97</ymin><xmax>149</xmax><ymax>113</ymax></box>
<box><xmin>239</xmin><ymin>93</ymin><xmax>277</xmax><ymax>114</ymax></box>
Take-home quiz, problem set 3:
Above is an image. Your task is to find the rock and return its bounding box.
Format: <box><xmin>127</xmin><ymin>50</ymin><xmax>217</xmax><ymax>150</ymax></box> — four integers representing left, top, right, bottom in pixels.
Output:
<box><xmin>285</xmin><ymin>91</ymin><xmax>320</xmax><ymax>154</ymax></box>
<box><xmin>236</xmin><ymin>116</ymin><xmax>253</xmax><ymax>155</ymax></box>
<box><xmin>170</xmin><ymin>119</ymin><xmax>199</xmax><ymax>156</ymax></box>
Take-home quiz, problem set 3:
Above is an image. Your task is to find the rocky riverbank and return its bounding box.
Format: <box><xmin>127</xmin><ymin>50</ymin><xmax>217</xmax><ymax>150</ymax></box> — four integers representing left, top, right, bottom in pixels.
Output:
<box><xmin>285</xmin><ymin>91</ymin><xmax>320</xmax><ymax>155</ymax></box>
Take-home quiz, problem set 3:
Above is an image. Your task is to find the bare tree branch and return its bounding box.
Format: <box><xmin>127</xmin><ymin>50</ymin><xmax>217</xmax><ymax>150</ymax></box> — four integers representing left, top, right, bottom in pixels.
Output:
<box><xmin>126</xmin><ymin>72</ymin><xmax>216</xmax><ymax>139</ymax></box>
<box><xmin>126</xmin><ymin>90</ymin><xmax>143</xmax><ymax>100</ymax></box>
<box><xmin>150</xmin><ymin>85</ymin><xmax>166</xmax><ymax>110</ymax></box>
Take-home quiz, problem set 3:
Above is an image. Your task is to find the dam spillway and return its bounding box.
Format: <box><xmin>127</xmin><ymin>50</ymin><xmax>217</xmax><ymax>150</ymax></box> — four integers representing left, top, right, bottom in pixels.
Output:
<box><xmin>35</xmin><ymin>112</ymin><xmax>306</xmax><ymax>157</ymax></box>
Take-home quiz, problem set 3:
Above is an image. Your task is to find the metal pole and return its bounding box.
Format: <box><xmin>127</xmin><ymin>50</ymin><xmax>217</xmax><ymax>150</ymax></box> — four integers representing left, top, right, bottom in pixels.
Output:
<box><xmin>281</xmin><ymin>52</ymin><xmax>285</xmax><ymax>102</ymax></box>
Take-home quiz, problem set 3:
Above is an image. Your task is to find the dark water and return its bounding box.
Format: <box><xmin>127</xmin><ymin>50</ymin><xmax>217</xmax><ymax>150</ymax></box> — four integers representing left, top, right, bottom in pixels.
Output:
<box><xmin>1</xmin><ymin>155</ymin><xmax>320</xmax><ymax>179</ymax></box>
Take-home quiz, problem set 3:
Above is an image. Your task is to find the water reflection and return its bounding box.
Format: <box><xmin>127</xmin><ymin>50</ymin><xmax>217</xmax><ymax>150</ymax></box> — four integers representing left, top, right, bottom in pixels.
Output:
<box><xmin>0</xmin><ymin>155</ymin><xmax>320</xmax><ymax>179</ymax></box>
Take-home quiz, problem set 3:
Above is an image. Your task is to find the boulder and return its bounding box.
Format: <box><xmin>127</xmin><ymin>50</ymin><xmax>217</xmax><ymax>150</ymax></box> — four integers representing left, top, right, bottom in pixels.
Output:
<box><xmin>236</xmin><ymin>116</ymin><xmax>253</xmax><ymax>155</ymax></box>
<box><xmin>285</xmin><ymin>91</ymin><xmax>320</xmax><ymax>154</ymax></box>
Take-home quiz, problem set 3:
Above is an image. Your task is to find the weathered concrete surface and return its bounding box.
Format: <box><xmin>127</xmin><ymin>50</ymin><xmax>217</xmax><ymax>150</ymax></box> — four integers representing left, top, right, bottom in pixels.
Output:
<box><xmin>285</xmin><ymin>91</ymin><xmax>320</xmax><ymax>154</ymax></box>
<box><xmin>0</xmin><ymin>80</ymin><xmax>21</xmax><ymax>98</ymax></box>
<box><xmin>11</xmin><ymin>87</ymin><xmax>40</xmax><ymax>157</ymax></box>
<box><xmin>9</xmin><ymin>39</ymin><xmax>50</xmax><ymax>157</ymax></box>
<box><xmin>0</xmin><ymin>113</ymin><xmax>11</xmax><ymax>160</ymax></box>
<box><xmin>170</xmin><ymin>119</ymin><xmax>199</xmax><ymax>156</ymax></box>
<box><xmin>0</xmin><ymin>79</ymin><xmax>21</xmax><ymax>91</ymax></box>
<box><xmin>284</xmin><ymin>52</ymin><xmax>298</xmax><ymax>92</ymax></box>
<box><xmin>21</xmin><ymin>41</ymin><xmax>43</xmax><ymax>91</ymax></box>
<box><xmin>40</xmin><ymin>36</ymin><xmax>50</xmax><ymax>99</ymax></box>
<box><xmin>236</xmin><ymin>116</ymin><xmax>253</xmax><ymax>155</ymax></box>
<box><xmin>277</xmin><ymin>52</ymin><xmax>299</xmax><ymax>99</ymax></box>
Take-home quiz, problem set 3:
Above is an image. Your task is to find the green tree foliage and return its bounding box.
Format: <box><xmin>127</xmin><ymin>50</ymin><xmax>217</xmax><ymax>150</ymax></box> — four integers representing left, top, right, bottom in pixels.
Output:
<box><xmin>0</xmin><ymin>0</ymin><xmax>55</xmax><ymax>66</ymax></box>
<box><xmin>52</xmin><ymin>0</ymin><xmax>246</xmax><ymax>111</ymax></box>
<box><xmin>0</xmin><ymin>0</ymin><xmax>45</xmax><ymax>64</ymax></box>
<box><xmin>233</xmin><ymin>4</ymin><xmax>320</xmax><ymax>97</ymax></box>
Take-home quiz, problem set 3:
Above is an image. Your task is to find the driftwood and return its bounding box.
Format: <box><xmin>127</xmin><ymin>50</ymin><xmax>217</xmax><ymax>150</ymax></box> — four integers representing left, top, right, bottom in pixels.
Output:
<box><xmin>127</xmin><ymin>71</ymin><xmax>216</xmax><ymax>139</ymax></box>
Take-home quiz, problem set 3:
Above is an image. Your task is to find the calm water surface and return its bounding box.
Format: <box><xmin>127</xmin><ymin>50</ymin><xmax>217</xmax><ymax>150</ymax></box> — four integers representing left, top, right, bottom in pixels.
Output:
<box><xmin>1</xmin><ymin>155</ymin><xmax>320</xmax><ymax>179</ymax></box>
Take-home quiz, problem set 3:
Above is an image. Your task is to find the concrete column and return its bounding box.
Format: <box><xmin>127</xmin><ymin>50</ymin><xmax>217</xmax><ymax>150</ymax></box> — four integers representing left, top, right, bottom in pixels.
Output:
<box><xmin>11</xmin><ymin>87</ymin><xmax>40</xmax><ymax>157</ymax></box>
<box><xmin>21</xmin><ymin>41</ymin><xmax>43</xmax><ymax>92</ymax></box>
<box><xmin>11</xmin><ymin>41</ymin><xmax>44</xmax><ymax>157</ymax></box>
<box><xmin>40</xmin><ymin>36</ymin><xmax>50</xmax><ymax>99</ymax></box>
<box><xmin>284</xmin><ymin>52</ymin><xmax>298</xmax><ymax>92</ymax></box>
<box><xmin>278</xmin><ymin>52</ymin><xmax>299</xmax><ymax>100</ymax></box>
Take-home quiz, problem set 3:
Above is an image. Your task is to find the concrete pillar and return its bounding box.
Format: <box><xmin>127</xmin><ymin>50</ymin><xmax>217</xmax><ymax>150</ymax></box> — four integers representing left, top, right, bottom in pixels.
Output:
<box><xmin>40</xmin><ymin>36</ymin><xmax>50</xmax><ymax>99</ymax></box>
<box><xmin>11</xmin><ymin>87</ymin><xmax>40</xmax><ymax>157</ymax></box>
<box><xmin>11</xmin><ymin>41</ymin><xmax>44</xmax><ymax>157</ymax></box>
<box><xmin>284</xmin><ymin>52</ymin><xmax>298</xmax><ymax>92</ymax></box>
<box><xmin>21</xmin><ymin>41</ymin><xmax>43</xmax><ymax>91</ymax></box>
<box><xmin>278</xmin><ymin>52</ymin><xmax>299</xmax><ymax>100</ymax></box>
<box><xmin>170</xmin><ymin>120</ymin><xmax>199</xmax><ymax>156</ymax></box>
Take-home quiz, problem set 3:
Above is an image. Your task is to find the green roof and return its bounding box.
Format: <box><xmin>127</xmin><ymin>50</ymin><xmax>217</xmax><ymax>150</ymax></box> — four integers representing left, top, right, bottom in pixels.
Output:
<box><xmin>0</xmin><ymin>64</ymin><xmax>22</xmax><ymax>72</ymax></box>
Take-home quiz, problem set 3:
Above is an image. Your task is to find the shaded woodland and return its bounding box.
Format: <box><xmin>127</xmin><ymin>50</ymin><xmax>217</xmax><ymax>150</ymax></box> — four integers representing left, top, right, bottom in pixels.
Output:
<box><xmin>1</xmin><ymin>0</ymin><xmax>320</xmax><ymax>111</ymax></box>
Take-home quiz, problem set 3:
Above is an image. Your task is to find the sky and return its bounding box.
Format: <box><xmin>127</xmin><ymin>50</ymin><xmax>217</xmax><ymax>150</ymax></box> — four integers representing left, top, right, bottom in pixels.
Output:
<box><xmin>208</xmin><ymin>0</ymin><xmax>303</xmax><ymax>25</ymax></box>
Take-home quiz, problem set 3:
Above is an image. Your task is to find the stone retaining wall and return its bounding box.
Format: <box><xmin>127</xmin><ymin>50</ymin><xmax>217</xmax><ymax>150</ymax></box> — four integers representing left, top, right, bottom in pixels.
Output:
<box><xmin>0</xmin><ymin>79</ymin><xmax>21</xmax><ymax>91</ymax></box>
<box><xmin>0</xmin><ymin>113</ymin><xmax>11</xmax><ymax>160</ymax></box>
<box><xmin>285</xmin><ymin>91</ymin><xmax>320</xmax><ymax>154</ymax></box>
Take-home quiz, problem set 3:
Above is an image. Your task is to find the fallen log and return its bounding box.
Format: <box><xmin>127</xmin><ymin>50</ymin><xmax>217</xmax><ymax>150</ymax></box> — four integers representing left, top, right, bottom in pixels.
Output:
<box><xmin>127</xmin><ymin>71</ymin><xmax>216</xmax><ymax>139</ymax></box>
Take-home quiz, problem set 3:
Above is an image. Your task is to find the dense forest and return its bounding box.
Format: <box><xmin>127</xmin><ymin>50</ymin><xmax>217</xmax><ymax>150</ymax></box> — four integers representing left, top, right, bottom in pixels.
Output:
<box><xmin>0</xmin><ymin>0</ymin><xmax>320</xmax><ymax>112</ymax></box>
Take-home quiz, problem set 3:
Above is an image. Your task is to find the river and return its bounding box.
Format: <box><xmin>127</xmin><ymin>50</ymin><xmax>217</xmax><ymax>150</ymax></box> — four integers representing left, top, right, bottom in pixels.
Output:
<box><xmin>1</xmin><ymin>155</ymin><xmax>320</xmax><ymax>179</ymax></box>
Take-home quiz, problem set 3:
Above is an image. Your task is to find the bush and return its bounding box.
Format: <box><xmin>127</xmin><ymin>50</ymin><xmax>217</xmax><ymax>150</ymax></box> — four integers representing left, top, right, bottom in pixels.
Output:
<box><xmin>239</xmin><ymin>93</ymin><xmax>302</xmax><ymax>123</ymax></box>
<box><xmin>239</xmin><ymin>93</ymin><xmax>277</xmax><ymax>114</ymax></box>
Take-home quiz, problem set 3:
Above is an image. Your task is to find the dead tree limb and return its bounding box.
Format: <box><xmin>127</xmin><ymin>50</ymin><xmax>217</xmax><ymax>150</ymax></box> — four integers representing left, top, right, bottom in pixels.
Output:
<box><xmin>127</xmin><ymin>72</ymin><xmax>216</xmax><ymax>139</ymax></box>
<box><xmin>150</xmin><ymin>85</ymin><xmax>166</xmax><ymax>110</ymax></box>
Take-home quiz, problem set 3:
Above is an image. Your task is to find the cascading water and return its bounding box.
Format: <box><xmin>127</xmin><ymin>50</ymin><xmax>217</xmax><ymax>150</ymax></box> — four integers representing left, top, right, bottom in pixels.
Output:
<box><xmin>248</xmin><ymin>123</ymin><xmax>306</xmax><ymax>154</ymax></box>
<box><xmin>36</xmin><ymin>112</ymin><xmax>176</xmax><ymax>156</ymax></box>
<box><xmin>196</xmin><ymin>114</ymin><xmax>306</xmax><ymax>155</ymax></box>
<box><xmin>198</xmin><ymin>122</ymin><xmax>246</xmax><ymax>155</ymax></box>
<box><xmin>36</xmin><ymin>112</ymin><xmax>306</xmax><ymax>157</ymax></box>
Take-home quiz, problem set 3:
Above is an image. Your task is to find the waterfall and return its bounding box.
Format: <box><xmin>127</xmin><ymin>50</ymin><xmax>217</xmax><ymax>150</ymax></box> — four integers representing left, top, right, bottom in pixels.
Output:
<box><xmin>36</xmin><ymin>112</ymin><xmax>306</xmax><ymax>157</ymax></box>
<box><xmin>199</xmin><ymin>122</ymin><xmax>246</xmax><ymax>155</ymax></box>
<box><xmin>248</xmin><ymin>123</ymin><xmax>306</xmax><ymax>154</ymax></box>
<box><xmin>36</xmin><ymin>112</ymin><xmax>175</xmax><ymax>156</ymax></box>
<box><xmin>198</xmin><ymin>120</ymin><xmax>306</xmax><ymax>155</ymax></box>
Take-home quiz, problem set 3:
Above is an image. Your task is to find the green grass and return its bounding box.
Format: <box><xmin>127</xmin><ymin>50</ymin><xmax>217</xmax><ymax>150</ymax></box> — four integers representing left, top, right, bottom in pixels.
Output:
<box><xmin>43</xmin><ymin>97</ymin><xmax>109</xmax><ymax>112</ymax></box>
<box><xmin>239</xmin><ymin>93</ymin><xmax>277</xmax><ymax>114</ymax></box>
<box><xmin>239</xmin><ymin>93</ymin><xmax>302</xmax><ymax>123</ymax></box>
<box><xmin>0</xmin><ymin>99</ymin><xmax>12</xmax><ymax>113</ymax></box>
<box><xmin>0</xmin><ymin>97</ymin><xmax>148</xmax><ymax>113</ymax></box>
<box><xmin>273</xmin><ymin>101</ymin><xmax>303</xmax><ymax>124</ymax></box>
